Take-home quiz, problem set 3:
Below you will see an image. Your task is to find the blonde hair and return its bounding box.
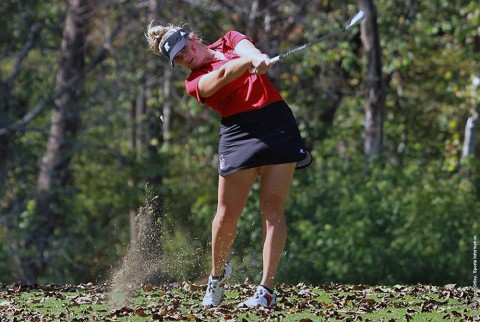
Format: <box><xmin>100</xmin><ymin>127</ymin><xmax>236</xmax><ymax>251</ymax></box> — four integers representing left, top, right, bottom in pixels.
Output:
<box><xmin>145</xmin><ymin>21</ymin><xmax>200</xmax><ymax>56</ymax></box>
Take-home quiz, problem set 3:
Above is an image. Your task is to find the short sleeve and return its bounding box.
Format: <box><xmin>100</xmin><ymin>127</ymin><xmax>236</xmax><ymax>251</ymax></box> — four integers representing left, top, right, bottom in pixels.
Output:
<box><xmin>224</xmin><ymin>31</ymin><xmax>252</xmax><ymax>49</ymax></box>
<box><xmin>185</xmin><ymin>70</ymin><xmax>205</xmax><ymax>103</ymax></box>
<box><xmin>208</xmin><ymin>31</ymin><xmax>253</xmax><ymax>52</ymax></box>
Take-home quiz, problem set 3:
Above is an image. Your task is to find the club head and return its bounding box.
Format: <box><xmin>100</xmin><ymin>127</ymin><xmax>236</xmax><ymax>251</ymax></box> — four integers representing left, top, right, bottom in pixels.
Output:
<box><xmin>345</xmin><ymin>11</ymin><xmax>365</xmax><ymax>30</ymax></box>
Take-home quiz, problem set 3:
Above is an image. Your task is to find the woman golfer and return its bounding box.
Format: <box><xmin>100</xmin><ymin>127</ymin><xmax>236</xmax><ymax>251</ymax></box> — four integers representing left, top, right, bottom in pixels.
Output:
<box><xmin>146</xmin><ymin>23</ymin><xmax>311</xmax><ymax>308</ymax></box>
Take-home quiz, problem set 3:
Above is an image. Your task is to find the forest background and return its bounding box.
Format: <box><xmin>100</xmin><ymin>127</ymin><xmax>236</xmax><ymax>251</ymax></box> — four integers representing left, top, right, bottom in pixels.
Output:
<box><xmin>0</xmin><ymin>0</ymin><xmax>479</xmax><ymax>288</ymax></box>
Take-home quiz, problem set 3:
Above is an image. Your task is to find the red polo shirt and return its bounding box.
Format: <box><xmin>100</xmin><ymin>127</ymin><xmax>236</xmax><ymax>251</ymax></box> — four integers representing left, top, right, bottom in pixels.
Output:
<box><xmin>185</xmin><ymin>31</ymin><xmax>282</xmax><ymax>118</ymax></box>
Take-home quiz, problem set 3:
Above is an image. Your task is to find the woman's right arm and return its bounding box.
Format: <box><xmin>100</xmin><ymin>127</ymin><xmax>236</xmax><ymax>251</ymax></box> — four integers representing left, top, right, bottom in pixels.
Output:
<box><xmin>197</xmin><ymin>57</ymin><xmax>253</xmax><ymax>98</ymax></box>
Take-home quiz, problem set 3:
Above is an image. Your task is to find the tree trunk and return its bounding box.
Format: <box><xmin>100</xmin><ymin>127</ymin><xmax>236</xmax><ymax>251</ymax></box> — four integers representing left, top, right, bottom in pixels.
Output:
<box><xmin>122</xmin><ymin>0</ymin><xmax>165</xmax><ymax>284</ymax></box>
<box><xmin>128</xmin><ymin>98</ymin><xmax>138</xmax><ymax>246</ymax></box>
<box><xmin>143</xmin><ymin>0</ymin><xmax>164</xmax><ymax>187</ymax></box>
<box><xmin>461</xmin><ymin>115</ymin><xmax>478</xmax><ymax>161</ymax></box>
<box><xmin>245</xmin><ymin>0</ymin><xmax>276</xmax><ymax>46</ymax></box>
<box><xmin>162</xmin><ymin>67</ymin><xmax>172</xmax><ymax>144</ymax></box>
<box><xmin>21</xmin><ymin>0</ymin><xmax>90</xmax><ymax>283</ymax></box>
<box><xmin>359</xmin><ymin>0</ymin><xmax>385</xmax><ymax>158</ymax></box>
<box><xmin>0</xmin><ymin>80</ymin><xmax>12</xmax><ymax>190</ymax></box>
<box><xmin>460</xmin><ymin>76</ymin><xmax>479</xmax><ymax>170</ymax></box>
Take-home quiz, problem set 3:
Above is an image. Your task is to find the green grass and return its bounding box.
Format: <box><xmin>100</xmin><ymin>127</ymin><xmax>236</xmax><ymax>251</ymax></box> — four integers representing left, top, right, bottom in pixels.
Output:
<box><xmin>0</xmin><ymin>282</ymin><xmax>475</xmax><ymax>321</ymax></box>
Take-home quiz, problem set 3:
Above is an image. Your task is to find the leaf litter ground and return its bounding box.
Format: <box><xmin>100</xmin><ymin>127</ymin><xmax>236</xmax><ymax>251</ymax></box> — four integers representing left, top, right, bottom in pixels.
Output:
<box><xmin>0</xmin><ymin>281</ymin><xmax>476</xmax><ymax>321</ymax></box>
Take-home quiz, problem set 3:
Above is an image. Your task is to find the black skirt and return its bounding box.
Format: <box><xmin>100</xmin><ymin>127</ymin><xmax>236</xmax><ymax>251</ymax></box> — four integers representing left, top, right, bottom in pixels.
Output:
<box><xmin>218</xmin><ymin>100</ymin><xmax>312</xmax><ymax>176</ymax></box>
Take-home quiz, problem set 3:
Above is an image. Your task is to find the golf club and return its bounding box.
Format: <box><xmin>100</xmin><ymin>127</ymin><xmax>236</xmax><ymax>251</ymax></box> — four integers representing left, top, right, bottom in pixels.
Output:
<box><xmin>269</xmin><ymin>10</ymin><xmax>365</xmax><ymax>64</ymax></box>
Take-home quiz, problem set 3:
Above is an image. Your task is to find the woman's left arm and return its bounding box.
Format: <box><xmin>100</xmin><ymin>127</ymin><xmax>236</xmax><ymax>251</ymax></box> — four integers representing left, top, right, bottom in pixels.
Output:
<box><xmin>234</xmin><ymin>39</ymin><xmax>271</xmax><ymax>74</ymax></box>
<box><xmin>234</xmin><ymin>39</ymin><xmax>264</xmax><ymax>57</ymax></box>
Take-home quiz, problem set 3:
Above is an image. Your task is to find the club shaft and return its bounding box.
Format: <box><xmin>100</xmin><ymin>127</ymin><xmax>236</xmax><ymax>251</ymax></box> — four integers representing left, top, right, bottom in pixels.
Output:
<box><xmin>270</xmin><ymin>11</ymin><xmax>364</xmax><ymax>64</ymax></box>
<box><xmin>270</xmin><ymin>31</ymin><xmax>340</xmax><ymax>63</ymax></box>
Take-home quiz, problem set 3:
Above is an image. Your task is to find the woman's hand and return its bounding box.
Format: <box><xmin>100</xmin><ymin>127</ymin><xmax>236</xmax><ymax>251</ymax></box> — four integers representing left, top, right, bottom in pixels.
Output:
<box><xmin>249</xmin><ymin>53</ymin><xmax>270</xmax><ymax>74</ymax></box>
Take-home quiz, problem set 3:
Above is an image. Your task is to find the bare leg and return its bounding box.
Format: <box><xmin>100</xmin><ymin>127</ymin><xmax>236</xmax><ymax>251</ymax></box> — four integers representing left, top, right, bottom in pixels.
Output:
<box><xmin>211</xmin><ymin>168</ymin><xmax>258</xmax><ymax>276</ymax></box>
<box><xmin>258</xmin><ymin>163</ymin><xmax>296</xmax><ymax>289</ymax></box>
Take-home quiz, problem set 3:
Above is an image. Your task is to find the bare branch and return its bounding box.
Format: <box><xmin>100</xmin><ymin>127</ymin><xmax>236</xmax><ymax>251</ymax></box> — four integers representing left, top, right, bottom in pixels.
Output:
<box><xmin>0</xmin><ymin>14</ymin><xmax>127</xmax><ymax>137</ymax></box>
<box><xmin>7</xmin><ymin>23</ymin><xmax>44</xmax><ymax>87</ymax></box>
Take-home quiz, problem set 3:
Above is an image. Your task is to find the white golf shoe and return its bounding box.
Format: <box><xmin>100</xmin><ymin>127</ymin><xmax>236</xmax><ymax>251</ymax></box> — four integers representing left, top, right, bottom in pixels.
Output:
<box><xmin>202</xmin><ymin>262</ymin><xmax>232</xmax><ymax>306</ymax></box>
<box><xmin>238</xmin><ymin>285</ymin><xmax>277</xmax><ymax>308</ymax></box>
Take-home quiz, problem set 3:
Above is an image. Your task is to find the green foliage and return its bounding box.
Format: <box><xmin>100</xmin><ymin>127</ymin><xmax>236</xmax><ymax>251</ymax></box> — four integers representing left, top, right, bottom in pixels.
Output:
<box><xmin>280</xmin><ymin>136</ymin><xmax>479</xmax><ymax>286</ymax></box>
